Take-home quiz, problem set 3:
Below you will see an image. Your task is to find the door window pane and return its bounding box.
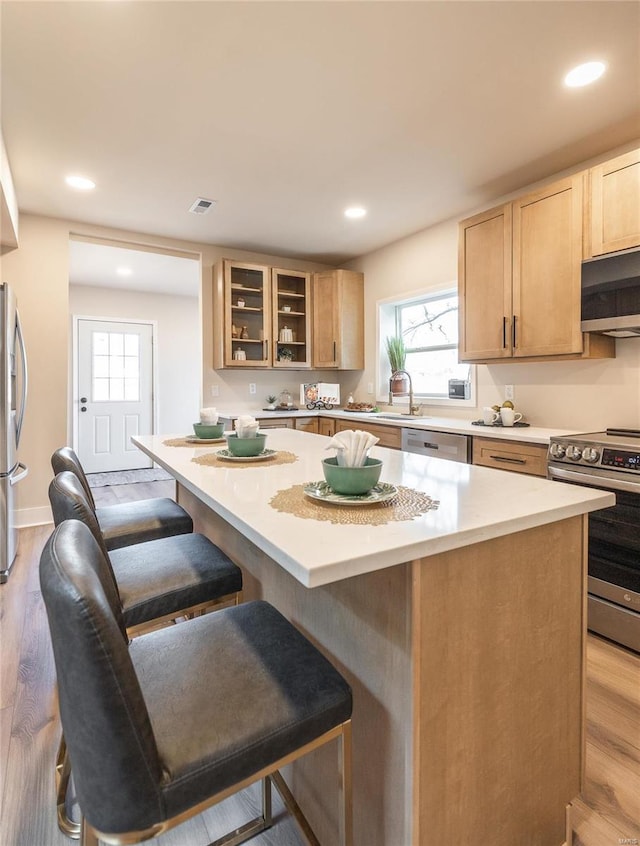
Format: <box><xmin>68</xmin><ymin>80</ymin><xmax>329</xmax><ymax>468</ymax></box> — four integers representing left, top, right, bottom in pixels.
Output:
<box><xmin>92</xmin><ymin>330</ymin><xmax>140</xmax><ymax>402</ymax></box>
<box><xmin>93</xmin><ymin>332</ymin><xmax>109</xmax><ymax>356</ymax></box>
<box><xmin>124</xmin><ymin>334</ymin><xmax>139</xmax><ymax>356</ymax></box>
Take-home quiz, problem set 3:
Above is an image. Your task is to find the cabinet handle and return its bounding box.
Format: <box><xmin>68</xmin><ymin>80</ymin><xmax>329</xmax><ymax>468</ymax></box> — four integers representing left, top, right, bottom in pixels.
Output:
<box><xmin>490</xmin><ymin>455</ymin><xmax>526</xmax><ymax>465</ymax></box>
<box><xmin>333</xmin><ymin>340</ymin><xmax>337</xmax><ymax>362</ymax></box>
<box><xmin>264</xmin><ymin>339</ymin><xmax>268</xmax><ymax>361</ymax></box>
<box><xmin>512</xmin><ymin>315</ymin><xmax>517</xmax><ymax>349</ymax></box>
<box><xmin>502</xmin><ymin>317</ymin><xmax>507</xmax><ymax>349</ymax></box>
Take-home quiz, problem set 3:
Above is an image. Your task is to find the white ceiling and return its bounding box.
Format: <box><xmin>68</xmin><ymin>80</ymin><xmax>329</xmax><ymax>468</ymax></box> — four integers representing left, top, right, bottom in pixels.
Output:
<box><xmin>68</xmin><ymin>240</ymin><xmax>200</xmax><ymax>297</ymax></box>
<box><xmin>2</xmin><ymin>1</ymin><xmax>640</xmax><ymax>265</ymax></box>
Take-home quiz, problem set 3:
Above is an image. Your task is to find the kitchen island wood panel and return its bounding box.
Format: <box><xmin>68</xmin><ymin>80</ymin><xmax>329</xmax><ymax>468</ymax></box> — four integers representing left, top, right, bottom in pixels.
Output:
<box><xmin>133</xmin><ymin>431</ymin><xmax>613</xmax><ymax>845</ymax></box>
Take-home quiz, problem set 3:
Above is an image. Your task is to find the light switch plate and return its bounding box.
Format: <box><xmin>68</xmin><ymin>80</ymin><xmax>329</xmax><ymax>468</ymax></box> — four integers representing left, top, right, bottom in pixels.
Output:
<box><xmin>249</xmin><ymin>383</ymin><xmax>256</xmax><ymax>395</ymax></box>
<box><xmin>211</xmin><ymin>384</ymin><xmax>219</xmax><ymax>397</ymax></box>
<box><xmin>505</xmin><ymin>385</ymin><xmax>514</xmax><ymax>401</ymax></box>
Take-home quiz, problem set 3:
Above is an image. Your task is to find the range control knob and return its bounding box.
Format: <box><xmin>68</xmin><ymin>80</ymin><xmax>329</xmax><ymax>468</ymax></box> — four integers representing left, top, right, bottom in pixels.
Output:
<box><xmin>566</xmin><ymin>445</ymin><xmax>583</xmax><ymax>461</ymax></box>
<box><xmin>581</xmin><ymin>447</ymin><xmax>600</xmax><ymax>464</ymax></box>
<box><xmin>549</xmin><ymin>443</ymin><xmax>566</xmax><ymax>459</ymax></box>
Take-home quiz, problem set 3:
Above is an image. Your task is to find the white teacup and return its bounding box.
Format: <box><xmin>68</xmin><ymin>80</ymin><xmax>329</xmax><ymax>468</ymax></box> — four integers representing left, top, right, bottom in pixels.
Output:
<box><xmin>500</xmin><ymin>408</ymin><xmax>523</xmax><ymax>427</ymax></box>
<box><xmin>482</xmin><ymin>407</ymin><xmax>499</xmax><ymax>425</ymax></box>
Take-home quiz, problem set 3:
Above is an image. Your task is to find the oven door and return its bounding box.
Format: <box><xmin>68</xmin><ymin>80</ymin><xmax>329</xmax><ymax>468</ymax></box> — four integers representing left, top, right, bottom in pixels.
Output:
<box><xmin>548</xmin><ymin>464</ymin><xmax>640</xmax><ymax>652</ymax></box>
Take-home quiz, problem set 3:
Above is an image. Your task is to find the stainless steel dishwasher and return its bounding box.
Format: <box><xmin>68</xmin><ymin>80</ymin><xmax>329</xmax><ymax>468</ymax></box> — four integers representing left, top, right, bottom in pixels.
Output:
<box><xmin>401</xmin><ymin>428</ymin><xmax>471</xmax><ymax>463</ymax></box>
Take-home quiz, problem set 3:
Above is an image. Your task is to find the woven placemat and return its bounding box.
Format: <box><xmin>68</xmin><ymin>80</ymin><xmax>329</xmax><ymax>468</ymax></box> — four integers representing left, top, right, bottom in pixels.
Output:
<box><xmin>269</xmin><ymin>483</ymin><xmax>439</xmax><ymax>525</ymax></box>
<box><xmin>191</xmin><ymin>450</ymin><xmax>298</xmax><ymax>470</ymax></box>
<box><xmin>163</xmin><ymin>437</ymin><xmax>226</xmax><ymax>448</ymax></box>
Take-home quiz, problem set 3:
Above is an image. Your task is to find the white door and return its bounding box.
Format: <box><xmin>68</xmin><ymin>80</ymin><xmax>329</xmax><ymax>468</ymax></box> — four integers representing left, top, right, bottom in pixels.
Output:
<box><xmin>77</xmin><ymin>319</ymin><xmax>153</xmax><ymax>473</ymax></box>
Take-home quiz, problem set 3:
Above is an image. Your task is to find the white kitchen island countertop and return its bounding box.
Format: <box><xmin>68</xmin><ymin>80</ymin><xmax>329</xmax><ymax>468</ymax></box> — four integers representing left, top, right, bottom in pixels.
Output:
<box><xmin>133</xmin><ymin>428</ymin><xmax>613</xmax><ymax>588</ymax></box>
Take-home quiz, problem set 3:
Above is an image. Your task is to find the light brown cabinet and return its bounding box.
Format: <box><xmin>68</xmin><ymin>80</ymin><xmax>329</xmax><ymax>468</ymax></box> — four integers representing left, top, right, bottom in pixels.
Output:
<box><xmin>213</xmin><ymin>261</ymin><xmax>311</xmax><ymax>369</ymax></box>
<box><xmin>312</xmin><ymin>270</ymin><xmax>364</xmax><ymax>369</ymax></box>
<box><xmin>272</xmin><ymin>268</ymin><xmax>311</xmax><ymax>369</ymax></box>
<box><xmin>335</xmin><ymin>419</ymin><xmax>401</xmax><ymax>450</ymax></box>
<box><xmin>587</xmin><ymin>148</ymin><xmax>640</xmax><ymax>257</ymax></box>
<box><xmin>317</xmin><ymin>418</ymin><xmax>336</xmax><ymax>437</ymax></box>
<box><xmin>472</xmin><ymin>437</ymin><xmax>547</xmax><ymax>477</ymax></box>
<box><xmin>458</xmin><ymin>204</ymin><xmax>512</xmax><ymax>360</ymax></box>
<box><xmin>459</xmin><ymin>175</ymin><xmax>614</xmax><ymax>363</ymax></box>
<box><xmin>294</xmin><ymin>417</ymin><xmax>319</xmax><ymax>434</ymax></box>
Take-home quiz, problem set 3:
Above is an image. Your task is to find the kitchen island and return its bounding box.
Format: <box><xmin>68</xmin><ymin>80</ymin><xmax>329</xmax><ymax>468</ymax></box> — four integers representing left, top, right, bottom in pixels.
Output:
<box><xmin>133</xmin><ymin>429</ymin><xmax>614</xmax><ymax>846</ymax></box>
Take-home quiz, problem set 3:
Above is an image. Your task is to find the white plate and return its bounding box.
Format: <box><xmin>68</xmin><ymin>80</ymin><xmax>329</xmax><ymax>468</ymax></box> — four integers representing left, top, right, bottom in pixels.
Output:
<box><xmin>215</xmin><ymin>448</ymin><xmax>277</xmax><ymax>462</ymax></box>
<box><xmin>303</xmin><ymin>481</ymin><xmax>398</xmax><ymax>506</ymax></box>
<box><xmin>185</xmin><ymin>435</ymin><xmax>226</xmax><ymax>444</ymax></box>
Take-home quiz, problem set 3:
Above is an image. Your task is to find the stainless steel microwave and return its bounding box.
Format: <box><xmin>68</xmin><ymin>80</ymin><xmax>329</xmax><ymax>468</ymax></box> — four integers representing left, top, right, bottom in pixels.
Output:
<box><xmin>581</xmin><ymin>247</ymin><xmax>640</xmax><ymax>337</ymax></box>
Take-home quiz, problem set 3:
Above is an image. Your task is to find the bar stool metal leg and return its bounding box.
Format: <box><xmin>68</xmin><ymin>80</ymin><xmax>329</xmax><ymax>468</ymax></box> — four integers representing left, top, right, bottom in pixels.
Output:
<box><xmin>56</xmin><ymin>735</ymin><xmax>81</xmax><ymax>839</ymax></box>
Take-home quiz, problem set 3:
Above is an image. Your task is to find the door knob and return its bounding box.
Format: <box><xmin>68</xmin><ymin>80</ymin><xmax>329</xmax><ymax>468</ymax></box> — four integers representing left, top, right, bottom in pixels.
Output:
<box><xmin>81</xmin><ymin>406</ymin><xmax>87</xmax><ymax>412</ymax></box>
<box><xmin>80</xmin><ymin>397</ymin><xmax>87</xmax><ymax>403</ymax></box>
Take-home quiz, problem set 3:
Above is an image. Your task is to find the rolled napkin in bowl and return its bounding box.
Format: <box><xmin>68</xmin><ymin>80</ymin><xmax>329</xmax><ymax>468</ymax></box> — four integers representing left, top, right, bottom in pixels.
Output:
<box><xmin>200</xmin><ymin>407</ymin><xmax>219</xmax><ymax>424</ymax></box>
<box><xmin>326</xmin><ymin>429</ymin><xmax>379</xmax><ymax>467</ymax></box>
<box><xmin>235</xmin><ymin>415</ymin><xmax>260</xmax><ymax>438</ymax></box>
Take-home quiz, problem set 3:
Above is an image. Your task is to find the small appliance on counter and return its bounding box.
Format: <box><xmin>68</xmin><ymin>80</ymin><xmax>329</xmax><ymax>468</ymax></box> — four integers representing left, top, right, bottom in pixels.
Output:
<box><xmin>448</xmin><ymin>379</ymin><xmax>470</xmax><ymax>400</ymax></box>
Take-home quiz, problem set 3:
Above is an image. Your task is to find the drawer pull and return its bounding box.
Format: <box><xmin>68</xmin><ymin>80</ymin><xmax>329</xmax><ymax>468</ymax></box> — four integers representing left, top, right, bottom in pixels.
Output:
<box><xmin>490</xmin><ymin>455</ymin><xmax>526</xmax><ymax>465</ymax></box>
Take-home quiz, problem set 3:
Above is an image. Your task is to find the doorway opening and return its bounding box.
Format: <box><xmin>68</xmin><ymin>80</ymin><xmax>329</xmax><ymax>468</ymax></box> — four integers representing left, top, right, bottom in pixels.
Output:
<box><xmin>69</xmin><ymin>236</ymin><xmax>201</xmax><ymax>473</ymax></box>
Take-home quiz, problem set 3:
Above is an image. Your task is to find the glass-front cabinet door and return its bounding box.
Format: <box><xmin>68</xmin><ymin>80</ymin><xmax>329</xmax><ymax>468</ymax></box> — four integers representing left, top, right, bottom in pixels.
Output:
<box><xmin>271</xmin><ymin>269</ymin><xmax>311</xmax><ymax>369</ymax></box>
<box><xmin>223</xmin><ymin>261</ymin><xmax>270</xmax><ymax>367</ymax></box>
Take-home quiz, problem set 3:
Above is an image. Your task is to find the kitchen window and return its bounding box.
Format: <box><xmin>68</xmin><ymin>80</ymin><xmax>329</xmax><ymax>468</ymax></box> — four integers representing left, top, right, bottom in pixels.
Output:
<box><xmin>379</xmin><ymin>289</ymin><xmax>474</xmax><ymax>405</ymax></box>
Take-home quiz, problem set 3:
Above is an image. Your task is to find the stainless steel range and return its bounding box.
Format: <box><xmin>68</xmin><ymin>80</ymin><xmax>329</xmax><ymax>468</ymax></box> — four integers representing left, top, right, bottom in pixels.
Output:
<box><xmin>548</xmin><ymin>428</ymin><xmax>640</xmax><ymax>653</ymax></box>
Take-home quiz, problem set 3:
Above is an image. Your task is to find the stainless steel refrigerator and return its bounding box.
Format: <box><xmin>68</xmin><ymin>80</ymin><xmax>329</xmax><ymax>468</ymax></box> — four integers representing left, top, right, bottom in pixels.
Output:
<box><xmin>1</xmin><ymin>283</ymin><xmax>28</xmax><ymax>583</ymax></box>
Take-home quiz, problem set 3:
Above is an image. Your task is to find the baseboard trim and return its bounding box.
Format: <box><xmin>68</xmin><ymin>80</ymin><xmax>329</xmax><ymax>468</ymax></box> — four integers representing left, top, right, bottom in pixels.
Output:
<box><xmin>16</xmin><ymin>505</ymin><xmax>53</xmax><ymax>528</ymax></box>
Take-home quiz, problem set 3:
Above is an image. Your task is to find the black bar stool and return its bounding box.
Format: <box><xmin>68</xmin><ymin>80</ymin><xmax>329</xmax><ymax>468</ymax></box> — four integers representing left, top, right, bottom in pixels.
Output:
<box><xmin>48</xmin><ymin>472</ymin><xmax>243</xmax><ymax>838</ymax></box>
<box><xmin>51</xmin><ymin>447</ymin><xmax>192</xmax><ymax>549</ymax></box>
<box><xmin>40</xmin><ymin>520</ymin><xmax>353</xmax><ymax>846</ymax></box>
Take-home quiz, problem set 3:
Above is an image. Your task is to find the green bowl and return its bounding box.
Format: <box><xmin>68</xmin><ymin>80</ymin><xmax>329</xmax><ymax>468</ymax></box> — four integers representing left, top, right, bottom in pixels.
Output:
<box><xmin>193</xmin><ymin>422</ymin><xmax>224</xmax><ymax>439</ymax></box>
<box><xmin>226</xmin><ymin>432</ymin><xmax>267</xmax><ymax>457</ymax></box>
<box><xmin>322</xmin><ymin>456</ymin><xmax>383</xmax><ymax>495</ymax></box>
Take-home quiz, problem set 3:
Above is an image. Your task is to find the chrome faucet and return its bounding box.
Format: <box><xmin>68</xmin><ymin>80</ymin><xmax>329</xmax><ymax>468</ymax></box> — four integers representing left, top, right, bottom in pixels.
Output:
<box><xmin>388</xmin><ymin>369</ymin><xmax>420</xmax><ymax>415</ymax></box>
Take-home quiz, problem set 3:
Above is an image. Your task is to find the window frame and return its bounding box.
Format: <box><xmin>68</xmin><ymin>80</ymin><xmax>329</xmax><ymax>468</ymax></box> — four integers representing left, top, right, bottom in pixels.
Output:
<box><xmin>377</xmin><ymin>286</ymin><xmax>476</xmax><ymax>409</ymax></box>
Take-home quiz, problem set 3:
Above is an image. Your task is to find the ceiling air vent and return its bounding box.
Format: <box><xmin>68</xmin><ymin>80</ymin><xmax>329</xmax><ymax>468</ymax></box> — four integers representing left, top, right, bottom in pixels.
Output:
<box><xmin>188</xmin><ymin>197</ymin><xmax>216</xmax><ymax>215</ymax></box>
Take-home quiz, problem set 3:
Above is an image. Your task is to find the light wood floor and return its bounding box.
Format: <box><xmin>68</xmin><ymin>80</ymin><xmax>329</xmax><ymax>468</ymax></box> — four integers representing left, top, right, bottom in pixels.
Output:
<box><xmin>1</xmin><ymin>479</ymin><xmax>638</xmax><ymax>845</ymax></box>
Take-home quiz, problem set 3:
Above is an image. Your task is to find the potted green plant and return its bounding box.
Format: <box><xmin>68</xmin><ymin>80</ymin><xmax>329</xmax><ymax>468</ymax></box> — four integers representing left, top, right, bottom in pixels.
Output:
<box><xmin>277</xmin><ymin>347</ymin><xmax>294</xmax><ymax>362</ymax></box>
<box><xmin>385</xmin><ymin>335</ymin><xmax>409</xmax><ymax>394</ymax></box>
<box><xmin>265</xmin><ymin>394</ymin><xmax>277</xmax><ymax>410</ymax></box>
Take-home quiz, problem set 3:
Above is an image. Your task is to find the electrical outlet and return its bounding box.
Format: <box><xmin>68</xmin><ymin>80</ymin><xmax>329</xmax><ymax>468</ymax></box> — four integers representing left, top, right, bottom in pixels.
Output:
<box><xmin>505</xmin><ymin>385</ymin><xmax>514</xmax><ymax>401</ymax></box>
<box><xmin>367</xmin><ymin>382</ymin><xmax>374</xmax><ymax>395</ymax></box>
<box><xmin>211</xmin><ymin>384</ymin><xmax>219</xmax><ymax>397</ymax></box>
<box><xmin>249</xmin><ymin>383</ymin><xmax>256</xmax><ymax>395</ymax></box>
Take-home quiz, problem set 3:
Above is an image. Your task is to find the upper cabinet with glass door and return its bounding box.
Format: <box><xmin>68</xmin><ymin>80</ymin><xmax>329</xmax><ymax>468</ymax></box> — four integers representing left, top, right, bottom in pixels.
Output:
<box><xmin>213</xmin><ymin>260</ymin><xmax>311</xmax><ymax>369</ymax></box>
<box><xmin>271</xmin><ymin>268</ymin><xmax>311</xmax><ymax>369</ymax></box>
<box><xmin>214</xmin><ymin>261</ymin><xmax>270</xmax><ymax>368</ymax></box>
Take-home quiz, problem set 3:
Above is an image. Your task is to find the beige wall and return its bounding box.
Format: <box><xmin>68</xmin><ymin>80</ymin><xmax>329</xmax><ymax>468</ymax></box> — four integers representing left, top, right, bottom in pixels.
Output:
<box><xmin>69</xmin><ymin>285</ymin><xmax>201</xmax><ymax>436</ymax></box>
<box><xmin>347</xmin><ymin>142</ymin><xmax>640</xmax><ymax>430</ymax></box>
<box><xmin>1</xmin><ymin>214</ymin><xmax>333</xmax><ymax>525</ymax></box>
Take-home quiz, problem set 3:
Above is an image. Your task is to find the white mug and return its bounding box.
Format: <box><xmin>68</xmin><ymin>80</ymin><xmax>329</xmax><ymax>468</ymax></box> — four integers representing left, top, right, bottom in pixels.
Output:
<box><xmin>482</xmin><ymin>407</ymin><xmax>499</xmax><ymax>425</ymax></box>
<box><xmin>500</xmin><ymin>408</ymin><xmax>523</xmax><ymax>427</ymax></box>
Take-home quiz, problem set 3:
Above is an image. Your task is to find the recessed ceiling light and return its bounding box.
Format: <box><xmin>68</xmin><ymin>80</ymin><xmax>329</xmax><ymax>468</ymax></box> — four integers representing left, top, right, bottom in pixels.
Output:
<box><xmin>116</xmin><ymin>267</ymin><xmax>132</xmax><ymax>277</ymax></box>
<box><xmin>564</xmin><ymin>61</ymin><xmax>606</xmax><ymax>88</ymax></box>
<box><xmin>345</xmin><ymin>207</ymin><xmax>367</xmax><ymax>219</ymax></box>
<box><xmin>65</xmin><ymin>174</ymin><xmax>96</xmax><ymax>190</ymax></box>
